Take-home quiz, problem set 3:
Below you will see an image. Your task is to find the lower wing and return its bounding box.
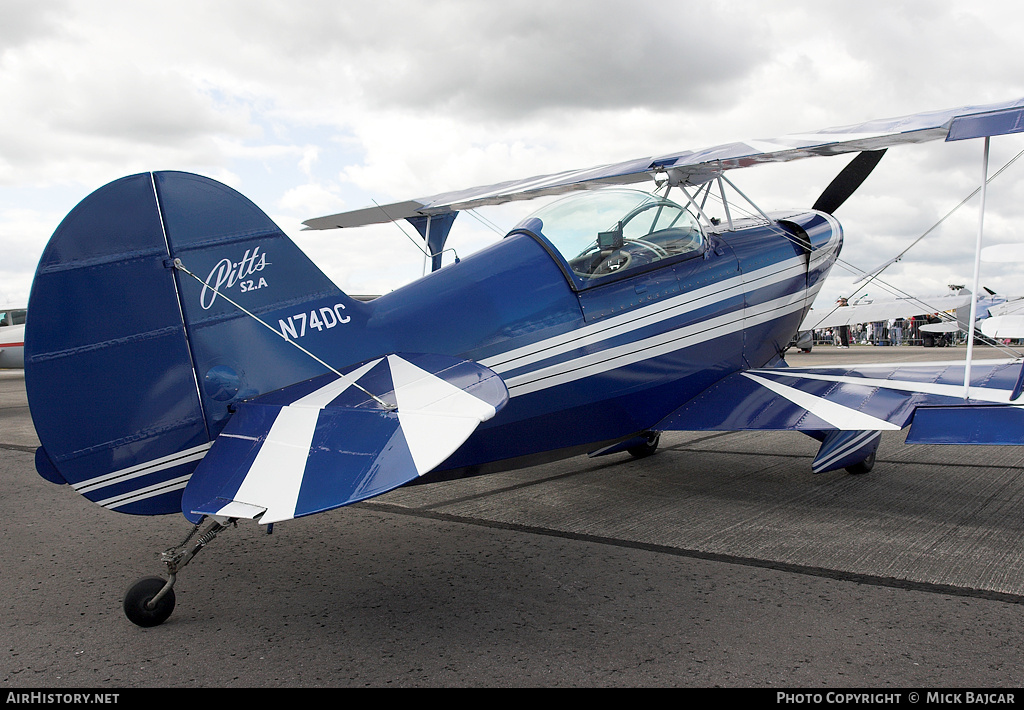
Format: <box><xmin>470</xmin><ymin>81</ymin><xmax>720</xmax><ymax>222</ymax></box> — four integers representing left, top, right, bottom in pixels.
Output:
<box><xmin>656</xmin><ymin>358</ymin><xmax>1024</xmax><ymax>472</ymax></box>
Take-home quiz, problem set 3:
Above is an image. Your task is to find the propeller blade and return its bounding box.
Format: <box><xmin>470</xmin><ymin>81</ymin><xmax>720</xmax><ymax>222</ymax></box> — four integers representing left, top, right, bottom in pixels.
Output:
<box><xmin>812</xmin><ymin>149</ymin><xmax>887</xmax><ymax>214</ymax></box>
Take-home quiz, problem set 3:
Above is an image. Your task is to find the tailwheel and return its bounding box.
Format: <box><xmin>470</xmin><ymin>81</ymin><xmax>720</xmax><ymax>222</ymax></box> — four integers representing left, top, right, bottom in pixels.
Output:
<box><xmin>123</xmin><ymin>516</ymin><xmax>231</xmax><ymax>627</ymax></box>
<box><xmin>123</xmin><ymin>576</ymin><xmax>176</xmax><ymax>628</ymax></box>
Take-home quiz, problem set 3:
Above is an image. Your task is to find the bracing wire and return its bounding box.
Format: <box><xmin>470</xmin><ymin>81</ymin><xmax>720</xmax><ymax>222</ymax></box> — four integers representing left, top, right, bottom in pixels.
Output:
<box><xmin>171</xmin><ymin>259</ymin><xmax>396</xmax><ymax>411</ymax></box>
<box><xmin>701</xmin><ymin>164</ymin><xmax>1024</xmax><ymax>357</ymax></box>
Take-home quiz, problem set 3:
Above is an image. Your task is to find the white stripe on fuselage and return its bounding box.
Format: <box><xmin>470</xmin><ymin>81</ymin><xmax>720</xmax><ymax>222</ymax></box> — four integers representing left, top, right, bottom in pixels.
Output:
<box><xmin>482</xmin><ymin>254</ymin><xmax>822</xmax><ymax>397</ymax></box>
<box><xmin>74</xmin><ymin>442</ymin><xmax>213</xmax><ymax>494</ymax></box>
<box><xmin>94</xmin><ymin>474</ymin><xmax>193</xmax><ymax>509</ymax></box>
<box><xmin>481</xmin><ymin>255</ymin><xmax>807</xmax><ymax>376</ymax></box>
<box><xmin>506</xmin><ymin>283</ymin><xmax>820</xmax><ymax>396</ymax></box>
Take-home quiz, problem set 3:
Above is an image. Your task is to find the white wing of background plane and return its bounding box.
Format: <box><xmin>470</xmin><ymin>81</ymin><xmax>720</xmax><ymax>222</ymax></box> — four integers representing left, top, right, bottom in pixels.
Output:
<box><xmin>798</xmin><ymin>293</ymin><xmax>972</xmax><ymax>331</ymax></box>
<box><xmin>981</xmin><ymin>298</ymin><xmax>1024</xmax><ymax>339</ymax></box>
<box><xmin>304</xmin><ymin>97</ymin><xmax>1024</xmax><ymax>230</ymax></box>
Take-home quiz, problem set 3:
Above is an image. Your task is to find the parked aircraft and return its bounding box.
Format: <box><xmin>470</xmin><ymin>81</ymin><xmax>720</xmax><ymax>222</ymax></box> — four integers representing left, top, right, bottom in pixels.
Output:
<box><xmin>799</xmin><ymin>292</ymin><xmax>972</xmax><ymax>332</ymax></box>
<box><xmin>981</xmin><ymin>299</ymin><xmax>1024</xmax><ymax>340</ymax></box>
<box><xmin>0</xmin><ymin>307</ymin><xmax>26</xmax><ymax>369</ymax></box>
<box><xmin>795</xmin><ymin>289</ymin><xmax>1014</xmax><ymax>349</ymax></box>
<box><xmin>22</xmin><ymin>97</ymin><xmax>1024</xmax><ymax>625</ymax></box>
<box><xmin>974</xmin><ymin>245</ymin><xmax>1024</xmax><ymax>339</ymax></box>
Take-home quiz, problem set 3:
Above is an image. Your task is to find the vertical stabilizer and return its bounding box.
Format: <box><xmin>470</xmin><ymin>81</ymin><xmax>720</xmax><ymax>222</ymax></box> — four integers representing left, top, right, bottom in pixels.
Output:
<box><xmin>26</xmin><ymin>171</ymin><xmax>361</xmax><ymax>516</ymax></box>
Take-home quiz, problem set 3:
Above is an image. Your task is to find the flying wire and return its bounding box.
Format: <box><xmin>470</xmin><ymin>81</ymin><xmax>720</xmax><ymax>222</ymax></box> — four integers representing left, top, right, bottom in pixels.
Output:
<box><xmin>171</xmin><ymin>259</ymin><xmax>396</xmax><ymax>411</ymax></box>
<box><xmin>702</xmin><ymin>166</ymin><xmax>1024</xmax><ymax>357</ymax></box>
<box><xmin>465</xmin><ymin>208</ymin><xmax>506</xmax><ymax>235</ymax></box>
<box><xmin>372</xmin><ymin>199</ymin><xmax>460</xmax><ymax>265</ymax></box>
<box><xmin>853</xmin><ymin>148</ymin><xmax>1024</xmax><ymax>289</ymax></box>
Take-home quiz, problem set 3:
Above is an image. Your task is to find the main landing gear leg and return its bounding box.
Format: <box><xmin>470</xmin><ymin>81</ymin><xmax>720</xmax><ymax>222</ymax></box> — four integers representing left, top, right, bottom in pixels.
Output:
<box><xmin>123</xmin><ymin>517</ymin><xmax>232</xmax><ymax>627</ymax></box>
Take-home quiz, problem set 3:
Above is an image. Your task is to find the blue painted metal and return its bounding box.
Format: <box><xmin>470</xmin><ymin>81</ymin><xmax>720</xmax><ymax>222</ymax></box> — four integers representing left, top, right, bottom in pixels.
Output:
<box><xmin>181</xmin><ymin>352</ymin><xmax>508</xmax><ymax>524</ymax></box>
<box><xmin>946</xmin><ymin>107</ymin><xmax>1024</xmax><ymax>142</ymax></box>
<box><xmin>24</xmin><ymin>173</ymin><xmax>842</xmax><ymax>517</ymax></box>
<box><xmin>907</xmin><ymin>407</ymin><xmax>1024</xmax><ymax>445</ymax></box>
<box><xmin>25</xmin><ymin>172</ymin><xmax>357</xmax><ymax>515</ymax></box>
<box><xmin>32</xmin><ymin>170</ymin><xmax>1023</xmax><ymax>522</ymax></box>
<box><xmin>1011</xmin><ymin>362</ymin><xmax>1024</xmax><ymax>402</ymax></box>
<box><xmin>811</xmin><ymin>431</ymin><xmax>882</xmax><ymax>474</ymax></box>
<box><xmin>658</xmin><ymin>360</ymin><xmax>1024</xmax><ymax>433</ymax></box>
<box><xmin>407</xmin><ymin>211</ymin><xmax>458</xmax><ymax>271</ymax></box>
<box><xmin>25</xmin><ymin>173</ymin><xmax>211</xmax><ymax>515</ymax></box>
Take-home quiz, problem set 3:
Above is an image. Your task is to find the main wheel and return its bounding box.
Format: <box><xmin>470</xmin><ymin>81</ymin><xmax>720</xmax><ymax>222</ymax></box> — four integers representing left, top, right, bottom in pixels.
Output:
<box><xmin>627</xmin><ymin>432</ymin><xmax>661</xmax><ymax>459</ymax></box>
<box><xmin>844</xmin><ymin>450</ymin><xmax>876</xmax><ymax>475</ymax></box>
<box><xmin>123</xmin><ymin>576</ymin><xmax>176</xmax><ymax>627</ymax></box>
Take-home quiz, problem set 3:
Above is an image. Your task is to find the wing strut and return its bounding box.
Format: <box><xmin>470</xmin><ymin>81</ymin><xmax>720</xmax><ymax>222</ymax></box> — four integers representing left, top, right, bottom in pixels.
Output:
<box><xmin>964</xmin><ymin>136</ymin><xmax>990</xmax><ymax>399</ymax></box>
<box><xmin>853</xmin><ymin>148</ymin><xmax>1024</xmax><ymax>284</ymax></box>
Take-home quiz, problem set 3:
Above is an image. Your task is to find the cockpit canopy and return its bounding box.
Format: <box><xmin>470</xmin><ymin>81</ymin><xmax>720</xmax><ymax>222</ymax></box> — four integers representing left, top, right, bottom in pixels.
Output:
<box><xmin>510</xmin><ymin>189</ymin><xmax>704</xmax><ymax>288</ymax></box>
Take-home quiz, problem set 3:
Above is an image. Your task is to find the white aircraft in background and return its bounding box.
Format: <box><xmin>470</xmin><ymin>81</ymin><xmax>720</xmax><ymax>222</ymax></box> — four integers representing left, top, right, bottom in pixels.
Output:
<box><xmin>796</xmin><ymin>286</ymin><xmax>1024</xmax><ymax>350</ymax></box>
<box><xmin>0</xmin><ymin>307</ymin><xmax>26</xmax><ymax>369</ymax></box>
<box><xmin>977</xmin><ymin>244</ymin><xmax>1024</xmax><ymax>340</ymax></box>
<box><xmin>981</xmin><ymin>299</ymin><xmax>1024</xmax><ymax>339</ymax></box>
<box><xmin>794</xmin><ymin>291</ymin><xmax>973</xmax><ymax>350</ymax></box>
<box><xmin>799</xmin><ymin>292</ymin><xmax>973</xmax><ymax>331</ymax></box>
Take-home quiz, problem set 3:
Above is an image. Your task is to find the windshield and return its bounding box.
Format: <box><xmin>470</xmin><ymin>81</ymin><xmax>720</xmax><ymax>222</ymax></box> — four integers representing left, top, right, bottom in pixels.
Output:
<box><xmin>512</xmin><ymin>189</ymin><xmax>704</xmax><ymax>284</ymax></box>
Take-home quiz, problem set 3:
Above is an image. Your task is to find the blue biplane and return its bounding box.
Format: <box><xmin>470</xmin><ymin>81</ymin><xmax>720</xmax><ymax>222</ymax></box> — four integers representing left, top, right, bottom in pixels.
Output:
<box><xmin>23</xmin><ymin>97</ymin><xmax>1024</xmax><ymax>626</ymax></box>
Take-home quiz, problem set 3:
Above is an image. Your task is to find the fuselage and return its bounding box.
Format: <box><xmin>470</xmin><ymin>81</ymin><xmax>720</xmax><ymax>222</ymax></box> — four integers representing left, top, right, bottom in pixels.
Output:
<box><xmin>307</xmin><ymin>207</ymin><xmax>842</xmax><ymax>476</ymax></box>
<box><xmin>23</xmin><ymin>171</ymin><xmax>842</xmax><ymax>518</ymax></box>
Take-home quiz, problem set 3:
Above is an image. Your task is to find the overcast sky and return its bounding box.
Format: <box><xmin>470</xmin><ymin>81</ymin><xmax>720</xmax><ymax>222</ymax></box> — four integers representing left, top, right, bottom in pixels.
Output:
<box><xmin>3</xmin><ymin>0</ymin><xmax>1024</xmax><ymax>311</ymax></box>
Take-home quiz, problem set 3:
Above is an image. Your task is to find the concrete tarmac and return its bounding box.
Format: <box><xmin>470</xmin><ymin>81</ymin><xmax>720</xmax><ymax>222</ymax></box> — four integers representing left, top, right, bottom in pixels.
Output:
<box><xmin>3</xmin><ymin>344</ymin><xmax>1024</xmax><ymax>688</ymax></box>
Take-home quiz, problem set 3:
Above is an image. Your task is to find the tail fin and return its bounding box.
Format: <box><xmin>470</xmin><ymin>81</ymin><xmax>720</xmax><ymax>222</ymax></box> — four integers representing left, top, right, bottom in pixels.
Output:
<box><xmin>26</xmin><ymin>171</ymin><xmax>361</xmax><ymax>515</ymax></box>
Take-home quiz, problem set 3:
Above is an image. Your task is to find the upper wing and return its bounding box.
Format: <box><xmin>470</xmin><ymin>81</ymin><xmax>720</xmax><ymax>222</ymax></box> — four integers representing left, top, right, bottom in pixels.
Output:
<box><xmin>180</xmin><ymin>353</ymin><xmax>508</xmax><ymax>525</ymax></box>
<box><xmin>657</xmin><ymin>358</ymin><xmax>1024</xmax><ymax>444</ymax></box>
<box><xmin>304</xmin><ymin>97</ymin><xmax>1024</xmax><ymax>230</ymax></box>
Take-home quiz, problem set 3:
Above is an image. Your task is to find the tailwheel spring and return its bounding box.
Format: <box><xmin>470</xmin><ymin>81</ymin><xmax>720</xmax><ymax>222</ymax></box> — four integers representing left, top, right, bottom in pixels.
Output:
<box><xmin>123</xmin><ymin>517</ymin><xmax>231</xmax><ymax>627</ymax></box>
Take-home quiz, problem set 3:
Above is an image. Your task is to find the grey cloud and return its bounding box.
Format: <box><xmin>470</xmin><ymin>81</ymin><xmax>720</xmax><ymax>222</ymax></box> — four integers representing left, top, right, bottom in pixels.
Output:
<box><xmin>200</xmin><ymin>1</ymin><xmax>771</xmax><ymax>120</ymax></box>
<box><xmin>0</xmin><ymin>0</ymin><xmax>68</xmax><ymax>52</ymax></box>
<box><xmin>350</xmin><ymin>3</ymin><xmax>771</xmax><ymax>118</ymax></box>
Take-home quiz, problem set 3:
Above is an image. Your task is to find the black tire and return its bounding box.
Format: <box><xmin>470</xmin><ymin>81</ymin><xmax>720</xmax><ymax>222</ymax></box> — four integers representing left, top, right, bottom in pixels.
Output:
<box><xmin>627</xmin><ymin>433</ymin><xmax>661</xmax><ymax>459</ymax></box>
<box><xmin>844</xmin><ymin>450</ymin><xmax>876</xmax><ymax>475</ymax></box>
<box><xmin>123</xmin><ymin>576</ymin><xmax>175</xmax><ymax>627</ymax></box>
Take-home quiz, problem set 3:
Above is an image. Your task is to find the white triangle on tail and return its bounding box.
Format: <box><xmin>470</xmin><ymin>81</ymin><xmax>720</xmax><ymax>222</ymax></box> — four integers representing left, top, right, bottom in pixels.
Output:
<box><xmin>388</xmin><ymin>354</ymin><xmax>497</xmax><ymax>475</ymax></box>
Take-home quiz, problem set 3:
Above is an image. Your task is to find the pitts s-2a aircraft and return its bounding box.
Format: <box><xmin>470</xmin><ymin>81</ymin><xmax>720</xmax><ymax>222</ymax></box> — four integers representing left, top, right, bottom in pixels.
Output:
<box><xmin>23</xmin><ymin>97</ymin><xmax>1024</xmax><ymax>626</ymax></box>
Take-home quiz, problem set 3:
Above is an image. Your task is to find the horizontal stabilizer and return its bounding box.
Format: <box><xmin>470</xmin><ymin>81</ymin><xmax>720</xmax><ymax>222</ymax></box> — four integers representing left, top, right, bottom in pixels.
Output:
<box><xmin>657</xmin><ymin>359</ymin><xmax>1024</xmax><ymax>433</ymax></box>
<box><xmin>181</xmin><ymin>353</ymin><xmax>508</xmax><ymax>524</ymax></box>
